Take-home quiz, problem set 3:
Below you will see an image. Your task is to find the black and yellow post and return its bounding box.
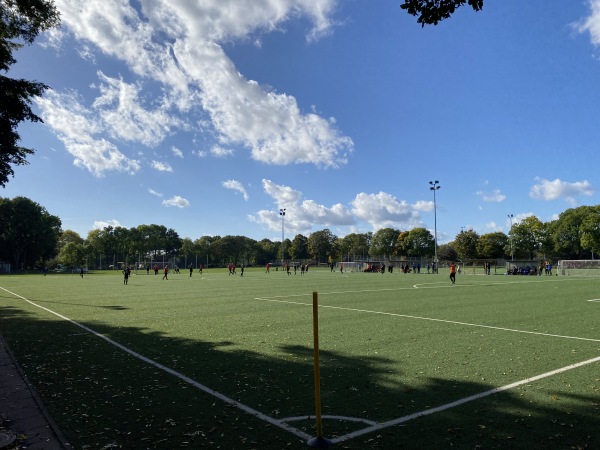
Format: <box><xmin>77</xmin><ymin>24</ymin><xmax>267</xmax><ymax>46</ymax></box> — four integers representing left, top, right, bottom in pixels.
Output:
<box><xmin>307</xmin><ymin>291</ymin><xmax>331</xmax><ymax>448</ymax></box>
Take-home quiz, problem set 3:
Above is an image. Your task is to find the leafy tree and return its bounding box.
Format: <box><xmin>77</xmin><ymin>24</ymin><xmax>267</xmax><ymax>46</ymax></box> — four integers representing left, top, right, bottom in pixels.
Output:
<box><xmin>370</xmin><ymin>228</ymin><xmax>400</xmax><ymax>259</ymax></box>
<box><xmin>180</xmin><ymin>237</ymin><xmax>196</xmax><ymax>266</ymax></box>
<box><xmin>0</xmin><ymin>196</ymin><xmax>61</xmax><ymax>268</ymax></box>
<box><xmin>550</xmin><ymin>207</ymin><xmax>594</xmax><ymax>259</ymax></box>
<box><xmin>403</xmin><ymin>227</ymin><xmax>434</xmax><ymax>257</ymax></box>
<box><xmin>194</xmin><ymin>235</ymin><xmax>221</xmax><ymax>267</ymax></box>
<box><xmin>437</xmin><ymin>243</ymin><xmax>458</xmax><ymax>262</ymax></box>
<box><xmin>400</xmin><ymin>0</ymin><xmax>483</xmax><ymax>26</ymax></box>
<box><xmin>58</xmin><ymin>241</ymin><xmax>86</xmax><ymax>268</ymax></box>
<box><xmin>255</xmin><ymin>238</ymin><xmax>278</xmax><ymax>266</ymax></box>
<box><xmin>453</xmin><ymin>229</ymin><xmax>479</xmax><ymax>261</ymax></box>
<box><xmin>1</xmin><ymin>0</ymin><xmax>60</xmax><ymax>186</ymax></box>
<box><xmin>395</xmin><ymin>230</ymin><xmax>410</xmax><ymax>256</ymax></box>
<box><xmin>580</xmin><ymin>206</ymin><xmax>600</xmax><ymax>256</ymax></box>
<box><xmin>278</xmin><ymin>238</ymin><xmax>292</xmax><ymax>261</ymax></box>
<box><xmin>476</xmin><ymin>231</ymin><xmax>508</xmax><ymax>259</ymax></box>
<box><xmin>511</xmin><ymin>216</ymin><xmax>546</xmax><ymax>260</ymax></box>
<box><xmin>308</xmin><ymin>229</ymin><xmax>337</xmax><ymax>263</ymax></box>
<box><xmin>58</xmin><ymin>230</ymin><xmax>84</xmax><ymax>249</ymax></box>
<box><xmin>289</xmin><ymin>234</ymin><xmax>308</xmax><ymax>260</ymax></box>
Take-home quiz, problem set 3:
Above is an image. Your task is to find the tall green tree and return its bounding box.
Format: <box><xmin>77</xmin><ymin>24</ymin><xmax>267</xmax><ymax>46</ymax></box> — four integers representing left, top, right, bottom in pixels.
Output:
<box><xmin>476</xmin><ymin>232</ymin><xmax>509</xmax><ymax>259</ymax></box>
<box><xmin>308</xmin><ymin>229</ymin><xmax>337</xmax><ymax>263</ymax></box>
<box><xmin>1</xmin><ymin>0</ymin><xmax>60</xmax><ymax>186</ymax></box>
<box><xmin>511</xmin><ymin>216</ymin><xmax>546</xmax><ymax>260</ymax></box>
<box><xmin>453</xmin><ymin>229</ymin><xmax>479</xmax><ymax>261</ymax></box>
<box><xmin>370</xmin><ymin>228</ymin><xmax>400</xmax><ymax>259</ymax></box>
<box><xmin>550</xmin><ymin>207</ymin><xmax>594</xmax><ymax>259</ymax></box>
<box><xmin>0</xmin><ymin>196</ymin><xmax>61</xmax><ymax>268</ymax></box>
<box><xmin>403</xmin><ymin>227</ymin><xmax>434</xmax><ymax>257</ymax></box>
<box><xmin>289</xmin><ymin>234</ymin><xmax>308</xmax><ymax>260</ymax></box>
<box><xmin>580</xmin><ymin>206</ymin><xmax>600</xmax><ymax>257</ymax></box>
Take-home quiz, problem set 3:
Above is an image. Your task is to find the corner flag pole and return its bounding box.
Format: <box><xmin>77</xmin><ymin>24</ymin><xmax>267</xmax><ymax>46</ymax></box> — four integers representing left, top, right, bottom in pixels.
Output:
<box><xmin>308</xmin><ymin>291</ymin><xmax>331</xmax><ymax>448</ymax></box>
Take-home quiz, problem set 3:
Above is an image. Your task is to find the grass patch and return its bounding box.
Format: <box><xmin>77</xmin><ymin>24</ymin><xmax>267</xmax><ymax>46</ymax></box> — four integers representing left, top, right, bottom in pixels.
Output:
<box><xmin>1</xmin><ymin>269</ymin><xmax>599</xmax><ymax>448</ymax></box>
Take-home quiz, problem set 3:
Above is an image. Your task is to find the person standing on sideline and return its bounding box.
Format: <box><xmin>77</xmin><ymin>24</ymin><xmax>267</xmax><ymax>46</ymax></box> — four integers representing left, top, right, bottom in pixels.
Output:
<box><xmin>162</xmin><ymin>265</ymin><xmax>169</xmax><ymax>280</ymax></box>
<box><xmin>189</xmin><ymin>264</ymin><xmax>193</xmax><ymax>277</ymax></box>
<box><xmin>240</xmin><ymin>264</ymin><xmax>244</xmax><ymax>277</ymax></box>
<box><xmin>123</xmin><ymin>266</ymin><xmax>130</xmax><ymax>285</ymax></box>
<box><xmin>449</xmin><ymin>262</ymin><xmax>457</xmax><ymax>284</ymax></box>
<box><xmin>80</xmin><ymin>267</ymin><xmax>84</xmax><ymax>278</ymax></box>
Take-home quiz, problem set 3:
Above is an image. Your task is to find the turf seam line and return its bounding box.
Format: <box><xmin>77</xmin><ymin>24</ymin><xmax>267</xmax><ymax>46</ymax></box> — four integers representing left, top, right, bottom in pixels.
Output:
<box><xmin>0</xmin><ymin>286</ymin><xmax>312</xmax><ymax>441</ymax></box>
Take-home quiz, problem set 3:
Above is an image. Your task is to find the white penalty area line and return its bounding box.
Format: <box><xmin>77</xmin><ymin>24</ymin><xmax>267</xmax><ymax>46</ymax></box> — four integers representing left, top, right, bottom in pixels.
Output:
<box><xmin>0</xmin><ymin>286</ymin><xmax>312</xmax><ymax>441</ymax></box>
<box><xmin>255</xmin><ymin>296</ymin><xmax>600</xmax><ymax>343</ymax></box>
<box><xmin>329</xmin><ymin>353</ymin><xmax>600</xmax><ymax>444</ymax></box>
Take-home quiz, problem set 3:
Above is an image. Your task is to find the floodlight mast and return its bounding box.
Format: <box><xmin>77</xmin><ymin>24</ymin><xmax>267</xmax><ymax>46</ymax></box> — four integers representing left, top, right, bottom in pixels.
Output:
<box><xmin>280</xmin><ymin>208</ymin><xmax>286</xmax><ymax>268</ymax></box>
<box><xmin>429</xmin><ymin>180</ymin><xmax>440</xmax><ymax>272</ymax></box>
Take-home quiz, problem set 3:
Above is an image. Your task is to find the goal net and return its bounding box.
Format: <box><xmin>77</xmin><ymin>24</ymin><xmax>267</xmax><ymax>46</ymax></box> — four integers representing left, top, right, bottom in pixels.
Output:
<box><xmin>337</xmin><ymin>262</ymin><xmax>363</xmax><ymax>273</ymax></box>
<box><xmin>557</xmin><ymin>260</ymin><xmax>600</xmax><ymax>276</ymax></box>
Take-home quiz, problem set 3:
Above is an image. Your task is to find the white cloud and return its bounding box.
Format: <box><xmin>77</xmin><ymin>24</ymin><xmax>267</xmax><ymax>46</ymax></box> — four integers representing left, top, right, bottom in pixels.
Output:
<box><xmin>44</xmin><ymin>0</ymin><xmax>352</xmax><ymax>175</ymax></box>
<box><xmin>93</xmin><ymin>72</ymin><xmax>187</xmax><ymax>147</ymax></box>
<box><xmin>223</xmin><ymin>180</ymin><xmax>249</xmax><ymax>201</ymax></box>
<box><xmin>250</xmin><ymin>179</ymin><xmax>354</xmax><ymax>235</ymax></box>
<box><xmin>35</xmin><ymin>90</ymin><xmax>141</xmax><ymax>177</ymax></box>
<box><xmin>162</xmin><ymin>195</ymin><xmax>190</xmax><ymax>208</ymax></box>
<box><xmin>576</xmin><ymin>0</ymin><xmax>600</xmax><ymax>46</ymax></box>
<box><xmin>210</xmin><ymin>145</ymin><xmax>234</xmax><ymax>158</ymax></box>
<box><xmin>351</xmin><ymin>192</ymin><xmax>421</xmax><ymax>230</ymax></box>
<box><xmin>93</xmin><ymin>219</ymin><xmax>121</xmax><ymax>229</ymax></box>
<box><xmin>171</xmin><ymin>146</ymin><xmax>184</xmax><ymax>158</ymax></box>
<box><xmin>262</xmin><ymin>179</ymin><xmax>303</xmax><ymax>205</ymax></box>
<box><xmin>529</xmin><ymin>177</ymin><xmax>594</xmax><ymax>205</ymax></box>
<box><xmin>413</xmin><ymin>200</ymin><xmax>434</xmax><ymax>212</ymax></box>
<box><xmin>476</xmin><ymin>189</ymin><xmax>506</xmax><ymax>203</ymax></box>
<box><xmin>148</xmin><ymin>187</ymin><xmax>163</xmax><ymax>197</ymax></box>
<box><xmin>251</xmin><ymin>180</ymin><xmax>424</xmax><ymax>236</ymax></box>
<box><xmin>151</xmin><ymin>160</ymin><xmax>173</xmax><ymax>172</ymax></box>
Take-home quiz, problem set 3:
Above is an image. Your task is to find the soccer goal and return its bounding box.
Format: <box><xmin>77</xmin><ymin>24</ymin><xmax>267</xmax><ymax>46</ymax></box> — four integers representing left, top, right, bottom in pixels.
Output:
<box><xmin>557</xmin><ymin>260</ymin><xmax>600</xmax><ymax>276</ymax></box>
<box><xmin>337</xmin><ymin>262</ymin><xmax>362</xmax><ymax>273</ymax></box>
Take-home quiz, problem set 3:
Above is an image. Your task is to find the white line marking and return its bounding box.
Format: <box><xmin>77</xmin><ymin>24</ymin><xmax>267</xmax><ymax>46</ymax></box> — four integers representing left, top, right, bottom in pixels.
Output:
<box><xmin>255</xmin><ymin>296</ymin><xmax>600</xmax><ymax>343</ymax></box>
<box><xmin>330</xmin><ymin>354</ymin><xmax>600</xmax><ymax>444</ymax></box>
<box><xmin>0</xmin><ymin>286</ymin><xmax>311</xmax><ymax>441</ymax></box>
<box><xmin>588</xmin><ymin>299</ymin><xmax>600</xmax><ymax>303</ymax></box>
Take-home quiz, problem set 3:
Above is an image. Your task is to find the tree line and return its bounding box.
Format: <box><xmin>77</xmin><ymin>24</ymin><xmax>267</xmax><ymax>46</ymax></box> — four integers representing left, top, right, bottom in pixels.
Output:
<box><xmin>2</xmin><ymin>196</ymin><xmax>600</xmax><ymax>271</ymax></box>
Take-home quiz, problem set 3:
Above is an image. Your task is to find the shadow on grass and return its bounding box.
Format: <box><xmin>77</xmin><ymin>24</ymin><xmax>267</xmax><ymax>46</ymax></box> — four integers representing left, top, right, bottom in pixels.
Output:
<box><xmin>0</xmin><ymin>305</ymin><xmax>598</xmax><ymax>449</ymax></box>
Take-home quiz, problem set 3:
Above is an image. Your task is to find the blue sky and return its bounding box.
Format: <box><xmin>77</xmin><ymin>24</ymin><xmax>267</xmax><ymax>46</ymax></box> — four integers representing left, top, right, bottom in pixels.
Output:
<box><xmin>5</xmin><ymin>0</ymin><xmax>600</xmax><ymax>243</ymax></box>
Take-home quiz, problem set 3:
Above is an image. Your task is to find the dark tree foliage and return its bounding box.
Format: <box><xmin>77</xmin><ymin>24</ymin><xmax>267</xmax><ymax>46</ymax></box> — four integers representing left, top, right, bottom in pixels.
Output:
<box><xmin>0</xmin><ymin>196</ymin><xmax>62</xmax><ymax>269</ymax></box>
<box><xmin>400</xmin><ymin>0</ymin><xmax>483</xmax><ymax>26</ymax></box>
<box><xmin>0</xmin><ymin>0</ymin><xmax>60</xmax><ymax>187</ymax></box>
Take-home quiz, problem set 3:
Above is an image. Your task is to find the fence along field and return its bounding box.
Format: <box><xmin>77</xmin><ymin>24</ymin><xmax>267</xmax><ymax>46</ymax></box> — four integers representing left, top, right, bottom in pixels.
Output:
<box><xmin>0</xmin><ymin>269</ymin><xmax>599</xmax><ymax>449</ymax></box>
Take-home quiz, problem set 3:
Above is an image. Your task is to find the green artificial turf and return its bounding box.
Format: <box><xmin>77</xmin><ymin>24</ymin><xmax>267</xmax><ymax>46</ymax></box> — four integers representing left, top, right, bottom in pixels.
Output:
<box><xmin>1</xmin><ymin>269</ymin><xmax>599</xmax><ymax>449</ymax></box>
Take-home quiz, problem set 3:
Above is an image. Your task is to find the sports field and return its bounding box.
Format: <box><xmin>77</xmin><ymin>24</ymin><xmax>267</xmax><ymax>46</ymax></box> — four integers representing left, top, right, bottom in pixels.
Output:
<box><xmin>1</xmin><ymin>268</ymin><xmax>599</xmax><ymax>449</ymax></box>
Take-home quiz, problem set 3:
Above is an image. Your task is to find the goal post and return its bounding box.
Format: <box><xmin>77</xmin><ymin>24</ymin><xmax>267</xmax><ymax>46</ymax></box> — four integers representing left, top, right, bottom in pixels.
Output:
<box><xmin>337</xmin><ymin>262</ymin><xmax>363</xmax><ymax>273</ymax></box>
<box><xmin>557</xmin><ymin>260</ymin><xmax>600</xmax><ymax>276</ymax></box>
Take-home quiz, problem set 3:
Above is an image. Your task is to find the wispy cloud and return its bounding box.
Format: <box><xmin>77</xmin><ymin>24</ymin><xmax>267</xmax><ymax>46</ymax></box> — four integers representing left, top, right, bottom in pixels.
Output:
<box><xmin>171</xmin><ymin>146</ymin><xmax>184</xmax><ymax>158</ymax></box>
<box><xmin>162</xmin><ymin>195</ymin><xmax>190</xmax><ymax>208</ymax></box>
<box><xmin>476</xmin><ymin>189</ymin><xmax>506</xmax><ymax>203</ymax></box>
<box><xmin>40</xmin><ymin>0</ymin><xmax>352</xmax><ymax>176</ymax></box>
<box><xmin>222</xmin><ymin>180</ymin><xmax>249</xmax><ymax>201</ymax></box>
<box><xmin>93</xmin><ymin>219</ymin><xmax>122</xmax><ymax>229</ymax></box>
<box><xmin>529</xmin><ymin>177</ymin><xmax>594</xmax><ymax>205</ymax></box>
<box><xmin>151</xmin><ymin>161</ymin><xmax>173</xmax><ymax>172</ymax></box>
<box><xmin>148</xmin><ymin>187</ymin><xmax>163</xmax><ymax>197</ymax></box>
<box><xmin>250</xmin><ymin>179</ymin><xmax>424</xmax><ymax>236</ymax></box>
